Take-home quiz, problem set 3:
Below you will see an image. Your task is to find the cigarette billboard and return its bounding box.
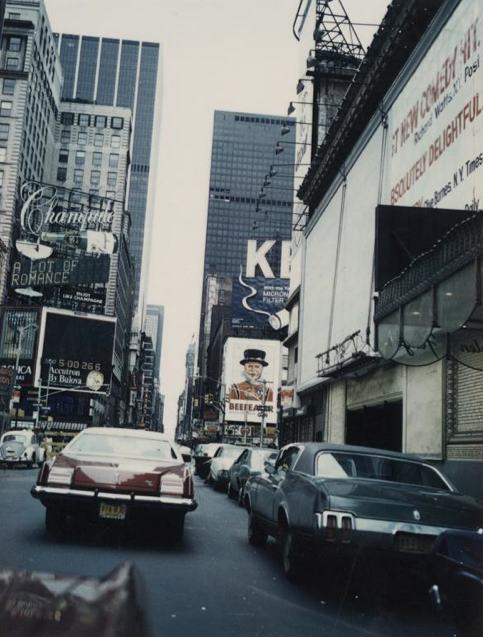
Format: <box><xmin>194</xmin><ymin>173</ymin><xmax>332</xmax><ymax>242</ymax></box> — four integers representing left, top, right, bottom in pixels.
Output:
<box><xmin>35</xmin><ymin>308</ymin><xmax>116</xmax><ymax>394</ymax></box>
<box><xmin>222</xmin><ymin>337</ymin><xmax>281</xmax><ymax>425</ymax></box>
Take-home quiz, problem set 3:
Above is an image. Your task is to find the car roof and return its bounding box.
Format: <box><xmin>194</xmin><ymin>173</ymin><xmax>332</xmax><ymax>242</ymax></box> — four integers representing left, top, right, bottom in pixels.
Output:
<box><xmin>78</xmin><ymin>427</ymin><xmax>172</xmax><ymax>442</ymax></box>
<box><xmin>293</xmin><ymin>442</ymin><xmax>427</xmax><ymax>474</ymax></box>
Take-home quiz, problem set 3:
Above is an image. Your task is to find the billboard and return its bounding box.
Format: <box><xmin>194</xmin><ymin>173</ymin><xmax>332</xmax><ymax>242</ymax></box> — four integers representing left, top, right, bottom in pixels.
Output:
<box><xmin>10</xmin><ymin>182</ymin><xmax>117</xmax><ymax>300</ymax></box>
<box><xmin>232</xmin><ymin>277</ymin><xmax>289</xmax><ymax>330</ymax></box>
<box><xmin>0</xmin><ymin>309</ymin><xmax>39</xmax><ymax>387</ymax></box>
<box><xmin>222</xmin><ymin>337</ymin><xmax>281</xmax><ymax>425</ymax></box>
<box><xmin>232</xmin><ymin>240</ymin><xmax>290</xmax><ymax>331</ymax></box>
<box><xmin>35</xmin><ymin>309</ymin><xmax>116</xmax><ymax>394</ymax></box>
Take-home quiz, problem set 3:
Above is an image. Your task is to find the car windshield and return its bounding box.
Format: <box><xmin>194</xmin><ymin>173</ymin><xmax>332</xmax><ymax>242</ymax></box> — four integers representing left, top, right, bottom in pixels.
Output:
<box><xmin>252</xmin><ymin>450</ymin><xmax>277</xmax><ymax>470</ymax></box>
<box><xmin>2</xmin><ymin>434</ymin><xmax>26</xmax><ymax>444</ymax></box>
<box><xmin>220</xmin><ymin>446</ymin><xmax>245</xmax><ymax>458</ymax></box>
<box><xmin>65</xmin><ymin>433</ymin><xmax>177</xmax><ymax>461</ymax></box>
<box><xmin>315</xmin><ymin>452</ymin><xmax>450</xmax><ymax>490</ymax></box>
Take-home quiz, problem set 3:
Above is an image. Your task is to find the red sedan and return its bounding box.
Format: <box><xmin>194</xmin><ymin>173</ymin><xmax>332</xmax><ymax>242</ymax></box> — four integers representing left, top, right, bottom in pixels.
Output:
<box><xmin>31</xmin><ymin>427</ymin><xmax>197</xmax><ymax>541</ymax></box>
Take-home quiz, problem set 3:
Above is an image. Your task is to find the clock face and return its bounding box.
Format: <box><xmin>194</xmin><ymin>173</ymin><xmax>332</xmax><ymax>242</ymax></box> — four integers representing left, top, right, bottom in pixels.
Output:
<box><xmin>86</xmin><ymin>370</ymin><xmax>104</xmax><ymax>391</ymax></box>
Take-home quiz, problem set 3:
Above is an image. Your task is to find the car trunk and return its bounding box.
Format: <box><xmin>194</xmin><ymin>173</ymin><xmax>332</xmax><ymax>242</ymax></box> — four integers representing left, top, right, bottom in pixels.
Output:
<box><xmin>319</xmin><ymin>479</ymin><xmax>483</xmax><ymax>529</ymax></box>
<box><xmin>69</xmin><ymin>458</ymin><xmax>183</xmax><ymax>495</ymax></box>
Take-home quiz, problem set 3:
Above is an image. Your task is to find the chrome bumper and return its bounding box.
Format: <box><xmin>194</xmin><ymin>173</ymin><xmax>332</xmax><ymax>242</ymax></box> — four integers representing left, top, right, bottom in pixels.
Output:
<box><xmin>31</xmin><ymin>485</ymin><xmax>197</xmax><ymax>510</ymax></box>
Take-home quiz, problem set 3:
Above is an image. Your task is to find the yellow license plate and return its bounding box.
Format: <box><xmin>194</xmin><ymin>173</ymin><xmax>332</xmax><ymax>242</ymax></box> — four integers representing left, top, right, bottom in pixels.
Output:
<box><xmin>99</xmin><ymin>502</ymin><xmax>127</xmax><ymax>520</ymax></box>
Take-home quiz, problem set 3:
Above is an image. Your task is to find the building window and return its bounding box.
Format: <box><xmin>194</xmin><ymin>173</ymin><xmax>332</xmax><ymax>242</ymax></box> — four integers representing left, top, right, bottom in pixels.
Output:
<box><xmin>106</xmin><ymin>190</ymin><xmax>116</xmax><ymax>200</ymax></box>
<box><xmin>107</xmin><ymin>171</ymin><xmax>117</xmax><ymax>187</ymax></box>
<box><xmin>108</xmin><ymin>153</ymin><xmax>119</xmax><ymax>169</ymax></box>
<box><xmin>0</xmin><ymin>147</ymin><xmax>6</xmax><ymax>162</ymax></box>
<box><xmin>78</xmin><ymin>131</ymin><xmax>87</xmax><ymax>145</ymax></box>
<box><xmin>2</xmin><ymin>79</ymin><xmax>15</xmax><ymax>95</ymax></box>
<box><xmin>111</xmin><ymin>117</ymin><xmax>124</xmax><ymax>130</ymax></box>
<box><xmin>0</xmin><ymin>101</ymin><xmax>12</xmax><ymax>117</ymax></box>
<box><xmin>56</xmin><ymin>166</ymin><xmax>67</xmax><ymax>182</ymax></box>
<box><xmin>78</xmin><ymin>113</ymin><xmax>90</xmax><ymax>127</ymax></box>
<box><xmin>111</xmin><ymin>135</ymin><xmax>121</xmax><ymax>148</ymax></box>
<box><xmin>61</xmin><ymin>129</ymin><xmax>70</xmax><ymax>144</ymax></box>
<box><xmin>75</xmin><ymin>150</ymin><xmax>85</xmax><ymax>166</ymax></box>
<box><xmin>61</xmin><ymin>112</ymin><xmax>75</xmax><ymax>126</ymax></box>
<box><xmin>95</xmin><ymin>115</ymin><xmax>107</xmax><ymax>128</ymax></box>
<box><xmin>90</xmin><ymin>170</ymin><xmax>100</xmax><ymax>186</ymax></box>
<box><xmin>92</xmin><ymin>151</ymin><xmax>102</xmax><ymax>168</ymax></box>
<box><xmin>73</xmin><ymin>169</ymin><xmax>84</xmax><ymax>185</ymax></box>
<box><xmin>0</xmin><ymin>124</ymin><xmax>9</xmax><ymax>142</ymax></box>
<box><xmin>8</xmin><ymin>37</ymin><xmax>22</xmax><ymax>52</ymax></box>
<box><xmin>94</xmin><ymin>133</ymin><xmax>104</xmax><ymax>147</ymax></box>
<box><xmin>0</xmin><ymin>169</ymin><xmax>4</xmax><ymax>187</ymax></box>
<box><xmin>6</xmin><ymin>57</ymin><xmax>19</xmax><ymax>70</ymax></box>
<box><xmin>58</xmin><ymin>149</ymin><xmax>68</xmax><ymax>163</ymax></box>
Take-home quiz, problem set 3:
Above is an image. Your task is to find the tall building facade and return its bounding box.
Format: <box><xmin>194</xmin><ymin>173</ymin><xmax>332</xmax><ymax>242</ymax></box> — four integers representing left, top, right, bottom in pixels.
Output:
<box><xmin>144</xmin><ymin>304</ymin><xmax>164</xmax><ymax>380</ymax></box>
<box><xmin>55</xmin><ymin>34</ymin><xmax>161</xmax><ymax>311</ymax></box>
<box><xmin>0</xmin><ymin>0</ymin><xmax>63</xmax><ymax>301</ymax></box>
<box><xmin>198</xmin><ymin>110</ymin><xmax>295</xmax><ymax>379</ymax></box>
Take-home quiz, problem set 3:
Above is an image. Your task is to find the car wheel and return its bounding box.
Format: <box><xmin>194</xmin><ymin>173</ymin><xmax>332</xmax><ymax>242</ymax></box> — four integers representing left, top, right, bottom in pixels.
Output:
<box><xmin>248</xmin><ymin>513</ymin><xmax>267</xmax><ymax>547</ymax></box>
<box><xmin>227</xmin><ymin>482</ymin><xmax>236</xmax><ymax>499</ymax></box>
<box><xmin>281</xmin><ymin>528</ymin><xmax>303</xmax><ymax>581</ymax></box>
<box><xmin>167</xmin><ymin>513</ymin><xmax>185</xmax><ymax>542</ymax></box>
<box><xmin>45</xmin><ymin>508</ymin><xmax>66</xmax><ymax>538</ymax></box>
<box><xmin>26</xmin><ymin>457</ymin><xmax>33</xmax><ymax>469</ymax></box>
<box><xmin>237</xmin><ymin>484</ymin><xmax>245</xmax><ymax>507</ymax></box>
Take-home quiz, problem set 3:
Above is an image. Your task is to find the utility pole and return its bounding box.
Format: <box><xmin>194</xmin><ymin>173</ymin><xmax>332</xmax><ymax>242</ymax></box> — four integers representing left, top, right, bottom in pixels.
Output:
<box><xmin>11</xmin><ymin>323</ymin><xmax>37</xmax><ymax>429</ymax></box>
<box><xmin>260</xmin><ymin>379</ymin><xmax>267</xmax><ymax>449</ymax></box>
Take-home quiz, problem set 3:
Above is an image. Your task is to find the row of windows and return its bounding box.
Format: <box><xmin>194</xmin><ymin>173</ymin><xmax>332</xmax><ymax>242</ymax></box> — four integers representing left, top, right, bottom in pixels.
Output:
<box><xmin>60</xmin><ymin>129</ymin><xmax>121</xmax><ymax>148</ymax></box>
<box><xmin>59</xmin><ymin>149</ymin><xmax>120</xmax><ymax>169</ymax></box>
<box><xmin>1</xmin><ymin>78</ymin><xmax>15</xmax><ymax>95</ymax></box>
<box><xmin>56</xmin><ymin>166</ymin><xmax>118</xmax><ymax>188</ymax></box>
<box><xmin>233</xmin><ymin>116</ymin><xmax>294</xmax><ymax>126</ymax></box>
<box><xmin>60</xmin><ymin>112</ymin><xmax>124</xmax><ymax>130</ymax></box>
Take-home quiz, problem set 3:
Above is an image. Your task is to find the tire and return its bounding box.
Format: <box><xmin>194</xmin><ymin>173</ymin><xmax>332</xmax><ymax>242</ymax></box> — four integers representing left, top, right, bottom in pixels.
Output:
<box><xmin>281</xmin><ymin>528</ymin><xmax>303</xmax><ymax>581</ymax></box>
<box><xmin>167</xmin><ymin>513</ymin><xmax>185</xmax><ymax>542</ymax></box>
<box><xmin>227</xmin><ymin>482</ymin><xmax>237</xmax><ymax>499</ymax></box>
<box><xmin>248</xmin><ymin>513</ymin><xmax>267</xmax><ymax>547</ymax></box>
<box><xmin>45</xmin><ymin>508</ymin><xmax>66</xmax><ymax>538</ymax></box>
<box><xmin>237</xmin><ymin>484</ymin><xmax>245</xmax><ymax>507</ymax></box>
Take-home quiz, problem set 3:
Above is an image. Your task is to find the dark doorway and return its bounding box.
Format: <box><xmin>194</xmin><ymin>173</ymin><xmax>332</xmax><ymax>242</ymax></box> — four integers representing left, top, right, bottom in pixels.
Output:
<box><xmin>345</xmin><ymin>400</ymin><xmax>402</xmax><ymax>452</ymax></box>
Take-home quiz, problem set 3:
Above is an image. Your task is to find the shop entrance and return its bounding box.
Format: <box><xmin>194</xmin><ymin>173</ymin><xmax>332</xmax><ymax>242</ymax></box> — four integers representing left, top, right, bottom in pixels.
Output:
<box><xmin>345</xmin><ymin>400</ymin><xmax>402</xmax><ymax>452</ymax></box>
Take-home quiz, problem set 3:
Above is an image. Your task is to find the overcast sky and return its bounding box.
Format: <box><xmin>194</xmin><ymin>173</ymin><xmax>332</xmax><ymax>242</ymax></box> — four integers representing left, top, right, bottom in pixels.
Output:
<box><xmin>45</xmin><ymin>0</ymin><xmax>387</xmax><ymax>436</ymax></box>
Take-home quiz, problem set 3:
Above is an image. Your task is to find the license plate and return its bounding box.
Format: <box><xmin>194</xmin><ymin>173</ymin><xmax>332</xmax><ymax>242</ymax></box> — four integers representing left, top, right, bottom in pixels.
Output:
<box><xmin>99</xmin><ymin>502</ymin><xmax>127</xmax><ymax>520</ymax></box>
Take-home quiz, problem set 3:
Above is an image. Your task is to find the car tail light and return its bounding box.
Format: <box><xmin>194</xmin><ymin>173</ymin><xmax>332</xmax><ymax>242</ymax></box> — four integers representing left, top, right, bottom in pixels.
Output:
<box><xmin>47</xmin><ymin>467</ymin><xmax>74</xmax><ymax>486</ymax></box>
<box><xmin>160</xmin><ymin>472</ymin><xmax>184</xmax><ymax>496</ymax></box>
<box><xmin>325</xmin><ymin>514</ymin><xmax>338</xmax><ymax>541</ymax></box>
<box><xmin>341</xmin><ymin>515</ymin><xmax>352</xmax><ymax>542</ymax></box>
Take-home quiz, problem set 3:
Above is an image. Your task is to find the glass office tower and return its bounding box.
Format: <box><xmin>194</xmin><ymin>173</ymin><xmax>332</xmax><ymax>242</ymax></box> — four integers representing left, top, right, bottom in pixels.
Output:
<box><xmin>55</xmin><ymin>34</ymin><xmax>161</xmax><ymax>310</ymax></box>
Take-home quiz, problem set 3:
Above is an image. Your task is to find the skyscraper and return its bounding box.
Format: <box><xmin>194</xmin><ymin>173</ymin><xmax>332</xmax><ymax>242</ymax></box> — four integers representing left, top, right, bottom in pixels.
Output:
<box><xmin>198</xmin><ymin>110</ymin><xmax>295</xmax><ymax>375</ymax></box>
<box><xmin>55</xmin><ymin>34</ymin><xmax>161</xmax><ymax>311</ymax></box>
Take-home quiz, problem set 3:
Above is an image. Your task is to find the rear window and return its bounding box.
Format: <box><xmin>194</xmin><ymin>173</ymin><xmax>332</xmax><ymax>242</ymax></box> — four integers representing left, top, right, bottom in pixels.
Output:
<box><xmin>2</xmin><ymin>434</ymin><xmax>26</xmax><ymax>444</ymax></box>
<box><xmin>65</xmin><ymin>433</ymin><xmax>176</xmax><ymax>461</ymax></box>
<box><xmin>315</xmin><ymin>452</ymin><xmax>450</xmax><ymax>491</ymax></box>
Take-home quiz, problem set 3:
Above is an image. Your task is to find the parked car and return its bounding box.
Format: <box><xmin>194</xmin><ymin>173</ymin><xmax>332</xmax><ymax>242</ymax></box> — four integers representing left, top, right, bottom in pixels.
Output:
<box><xmin>208</xmin><ymin>444</ymin><xmax>248</xmax><ymax>490</ymax></box>
<box><xmin>194</xmin><ymin>443</ymin><xmax>221</xmax><ymax>478</ymax></box>
<box><xmin>31</xmin><ymin>427</ymin><xmax>197</xmax><ymax>541</ymax></box>
<box><xmin>0</xmin><ymin>429</ymin><xmax>45</xmax><ymax>468</ymax></box>
<box><xmin>246</xmin><ymin>442</ymin><xmax>483</xmax><ymax>580</ymax></box>
<box><xmin>429</xmin><ymin>530</ymin><xmax>483</xmax><ymax>637</ymax></box>
<box><xmin>228</xmin><ymin>448</ymin><xmax>278</xmax><ymax>504</ymax></box>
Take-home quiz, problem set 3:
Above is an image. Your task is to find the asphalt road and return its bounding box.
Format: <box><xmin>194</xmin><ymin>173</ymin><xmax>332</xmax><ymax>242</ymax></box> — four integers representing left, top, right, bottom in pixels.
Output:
<box><xmin>0</xmin><ymin>468</ymin><xmax>457</xmax><ymax>637</ymax></box>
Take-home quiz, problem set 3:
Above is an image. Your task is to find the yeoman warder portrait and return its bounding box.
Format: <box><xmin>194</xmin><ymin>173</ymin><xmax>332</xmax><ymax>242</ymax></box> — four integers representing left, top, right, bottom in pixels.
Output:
<box><xmin>229</xmin><ymin>349</ymin><xmax>274</xmax><ymax>402</ymax></box>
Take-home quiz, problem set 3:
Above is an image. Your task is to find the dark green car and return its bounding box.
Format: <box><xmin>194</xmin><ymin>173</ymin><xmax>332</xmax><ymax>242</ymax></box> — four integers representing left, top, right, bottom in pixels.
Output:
<box><xmin>246</xmin><ymin>443</ymin><xmax>483</xmax><ymax>580</ymax></box>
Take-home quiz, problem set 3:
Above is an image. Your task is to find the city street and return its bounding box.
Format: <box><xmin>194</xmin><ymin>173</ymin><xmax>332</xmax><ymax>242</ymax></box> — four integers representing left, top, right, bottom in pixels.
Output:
<box><xmin>0</xmin><ymin>468</ymin><xmax>456</xmax><ymax>637</ymax></box>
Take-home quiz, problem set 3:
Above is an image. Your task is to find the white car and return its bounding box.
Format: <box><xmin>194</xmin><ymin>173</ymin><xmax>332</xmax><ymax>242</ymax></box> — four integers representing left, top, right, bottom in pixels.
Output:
<box><xmin>209</xmin><ymin>445</ymin><xmax>247</xmax><ymax>490</ymax></box>
<box><xmin>0</xmin><ymin>429</ymin><xmax>45</xmax><ymax>468</ymax></box>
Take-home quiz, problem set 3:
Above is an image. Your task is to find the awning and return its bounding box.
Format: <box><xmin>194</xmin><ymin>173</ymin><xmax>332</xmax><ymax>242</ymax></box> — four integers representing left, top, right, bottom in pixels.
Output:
<box><xmin>376</xmin><ymin>213</ymin><xmax>483</xmax><ymax>369</ymax></box>
<box><xmin>44</xmin><ymin>421</ymin><xmax>88</xmax><ymax>432</ymax></box>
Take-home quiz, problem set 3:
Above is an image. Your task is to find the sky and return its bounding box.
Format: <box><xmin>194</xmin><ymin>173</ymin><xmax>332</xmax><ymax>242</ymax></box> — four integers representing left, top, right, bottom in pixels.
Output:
<box><xmin>44</xmin><ymin>0</ymin><xmax>387</xmax><ymax>437</ymax></box>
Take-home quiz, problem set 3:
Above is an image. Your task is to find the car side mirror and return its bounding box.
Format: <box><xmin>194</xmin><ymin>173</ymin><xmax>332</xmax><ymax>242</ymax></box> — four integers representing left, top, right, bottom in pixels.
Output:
<box><xmin>264</xmin><ymin>461</ymin><xmax>275</xmax><ymax>475</ymax></box>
